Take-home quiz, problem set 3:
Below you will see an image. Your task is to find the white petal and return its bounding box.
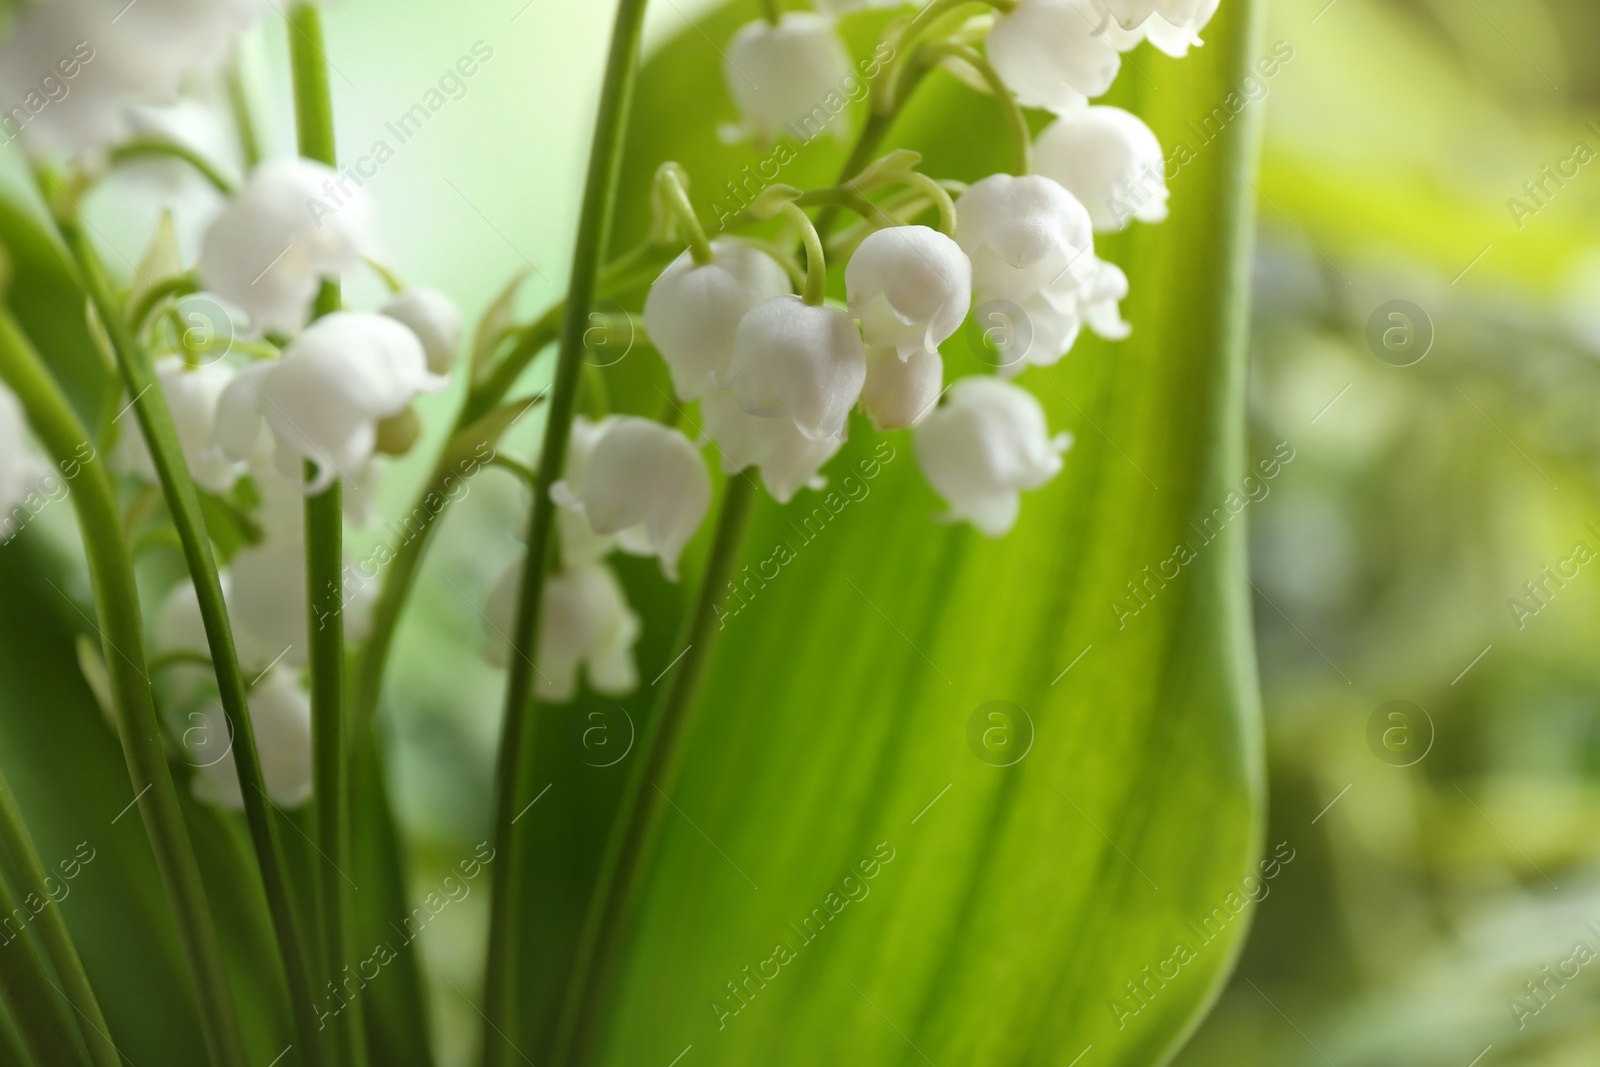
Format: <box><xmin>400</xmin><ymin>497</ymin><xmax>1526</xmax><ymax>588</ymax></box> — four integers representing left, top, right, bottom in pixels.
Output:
<box><xmin>573</xmin><ymin>417</ymin><xmax>711</xmax><ymax>581</ymax></box>
<box><xmin>725</xmin><ymin>14</ymin><xmax>855</xmax><ymax>143</ymax></box>
<box><xmin>1035</xmin><ymin>106</ymin><xmax>1168</xmax><ymax>232</ymax></box>
<box><xmin>861</xmin><ymin>345</ymin><xmax>944</xmax><ymax>430</ymax></box>
<box><xmin>381</xmin><ymin>287</ymin><xmax>463</xmax><ymax>376</ymax></box>
<box><xmin>699</xmin><ymin>388</ymin><xmax>842</xmax><ymax>504</ymax></box>
<box><xmin>988</xmin><ymin>0</ymin><xmax>1122</xmax><ymax>113</ymax></box>
<box><xmin>728</xmin><ymin>295</ymin><xmax>866</xmax><ymax>441</ymax></box>
<box><xmin>846</xmin><ymin>226</ymin><xmax>972</xmax><ymax>358</ymax></box>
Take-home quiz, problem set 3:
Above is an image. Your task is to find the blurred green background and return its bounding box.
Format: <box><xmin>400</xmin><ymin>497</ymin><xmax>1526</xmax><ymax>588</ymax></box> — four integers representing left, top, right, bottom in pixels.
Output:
<box><xmin>10</xmin><ymin>0</ymin><xmax>1599</xmax><ymax>1062</ymax></box>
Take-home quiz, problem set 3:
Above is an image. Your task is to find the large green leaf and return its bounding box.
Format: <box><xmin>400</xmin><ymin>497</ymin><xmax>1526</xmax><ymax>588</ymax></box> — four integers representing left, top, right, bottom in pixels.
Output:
<box><xmin>511</xmin><ymin>2</ymin><xmax>1267</xmax><ymax>1065</ymax></box>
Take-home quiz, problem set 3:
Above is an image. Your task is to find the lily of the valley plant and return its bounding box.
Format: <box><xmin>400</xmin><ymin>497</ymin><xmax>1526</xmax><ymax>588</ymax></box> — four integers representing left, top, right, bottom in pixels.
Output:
<box><xmin>0</xmin><ymin>0</ymin><xmax>1225</xmax><ymax>1063</ymax></box>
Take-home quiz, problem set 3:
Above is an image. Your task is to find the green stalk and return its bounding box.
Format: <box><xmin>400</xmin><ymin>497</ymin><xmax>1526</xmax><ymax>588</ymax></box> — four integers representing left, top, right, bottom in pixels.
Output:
<box><xmin>0</xmin><ymin>864</ymin><xmax>87</xmax><ymax>1067</ymax></box>
<box><xmin>107</xmin><ymin>140</ymin><xmax>234</xmax><ymax>193</ymax></box>
<box><xmin>0</xmin><ymin>310</ymin><xmax>249</xmax><ymax>1067</ymax></box>
<box><xmin>288</xmin><ymin>5</ymin><xmax>367</xmax><ymax>1066</ymax></box>
<box><xmin>549</xmin><ymin>478</ymin><xmax>756</xmax><ymax>1067</ymax></box>
<box><xmin>780</xmin><ymin>202</ymin><xmax>828</xmax><ymax>306</ymax></box>
<box><xmin>0</xmin><ymin>770</ymin><xmax>117</xmax><ymax>1067</ymax></box>
<box><xmin>55</xmin><ymin>220</ymin><xmax>328</xmax><ymax>1066</ymax></box>
<box><xmin>227</xmin><ymin>59</ymin><xmax>264</xmax><ymax>170</ymax></box>
<box><xmin>482</xmin><ymin>0</ymin><xmax>653</xmax><ymax>1060</ymax></box>
<box><xmin>920</xmin><ymin>42</ymin><xmax>1031</xmax><ymax>176</ymax></box>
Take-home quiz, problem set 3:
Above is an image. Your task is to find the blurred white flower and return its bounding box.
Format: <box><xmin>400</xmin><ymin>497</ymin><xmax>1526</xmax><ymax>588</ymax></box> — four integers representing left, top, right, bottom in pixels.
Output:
<box><xmin>699</xmin><ymin>388</ymin><xmax>842</xmax><ymax>504</ymax></box>
<box><xmin>643</xmin><ymin>240</ymin><xmax>792</xmax><ymax>401</ymax></box>
<box><xmin>381</xmin><ymin>287</ymin><xmax>463</xmax><ymax>376</ymax></box>
<box><xmin>0</xmin><ymin>383</ymin><xmax>46</xmax><ymax>538</ymax></box>
<box><xmin>0</xmin><ymin>0</ymin><xmax>273</xmax><ymax>157</ymax></box>
<box><xmin>553</xmin><ymin>417</ymin><xmax>710</xmax><ymax>581</ymax></box>
<box><xmin>915</xmin><ymin>377</ymin><xmax>1071</xmax><ymax>535</ymax></box>
<box><xmin>725</xmin><ymin>13</ymin><xmax>853</xmax><ymax>143</ymax></box>
<box><xmin>845</xmin><ymin>226</ymin><xmax>972</xmax><ymax>360</ymax></box>
<box><xmin>114</xmin><ymin>357</ymin><xmax>243</xmax><ymax>494</ymax></box>
<box><xmin>484</xmin><ymin>559</ymin><xmax>641</xmax><ymax>704</ymax></box>
<box><xmin>1034</xmin><ymin>105</ymin><xmax>1168</xmax><ymax>232</ymax></box>
<box><xmin>225</xmin><ymin>530</ymin><xmax>377</xmax><ymax>670</ymax></box>
<box><xmin>198</xmin><ymin>159</ymin><xmax>378</xmax><ymax>335</ymax></box>
<box><xmin>213</xmin><ymin>312</ymin><xmax>445</xmax><ymax>494</ymax></box>
<box><xmin>728</xmin><ymin>295</ymin><xmax>866</xmax><ymax>441</ymax></box>
<box><xmin>987</xmin><ymin>0</ymin><xmax>1122</xmax><ymax>114</ymax></box>
<box><xmin>861</xmin><ymin>345</ymin><xmax>943</xmax><ymax>431</ymax></box>
<box><xmin>187</xmin><ymin>667</ymin><xmax>313</xmax><ymax>810</ymax></box>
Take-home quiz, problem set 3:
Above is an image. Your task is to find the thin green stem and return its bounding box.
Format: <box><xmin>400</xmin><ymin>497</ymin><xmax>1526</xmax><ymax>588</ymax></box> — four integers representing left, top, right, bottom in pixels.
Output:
<box><xmin>227</xmin><ymin>59</ymin><xmax>263</xmax><ymax>170</ymax></box>
<box><xmin>490</xmin><ymin>454</ymin><xmax>539</xmax><ymax>488</ymax></box>
<box><xmin>760</xmin><ymin>0</ymin><xmax>782</xmax><ymax>25</ymax></box>
<box><xmin>483</xmin><ymin>0</ymin><xmax>653</xmax><ymax>1060</ymax></box>
<box><xmin>548</xmin><ymin>478</ymin><xmax>757</xmax><ymax>1067</ymax></box>
<box><xmin>0</xmin><ymin>862</ymin><xmax>87</xmax><ymax>1067</ymax></box>
<box><xmin>107</xmin><ymin>140</ymin><xmax>234</xmax><ymax>194</ymax></box>
<box><xmin>127</xmin><ymin>273</ymin><xmax>200</xmax><ymax>335</ymax></box>
<box><xmin>871</xmin><ymin>169</ymin><xmax>959</xmax><ymax>234</ymax></box>
<box><xmin>654</xmin><ymin>165</ymin><xmax>712</xmax><ymax>265</ymax></box>
<box><xmin>0</xmin><ymin>309</ymin><xmax>248</xmax><ymax>1067</ymax></box>
<box><xmin>54</xmin><ymin>219</ymin><xmax>328</xmax><ymax>1067</ymax></box>
<box><xmin>0</xmin><ymin>769</ymin><xmax>119</xmax><ymax>1067</ymax></box>
<box><xmin>289</xmin><ymin>5</ymin><xmax>367</xmax><ymax>1067</ymax></box>
<box><xmin>921</xmin><ymin>42</ymin><xmax>1032</xmax><ymax>176</ymax></box>
<box><xmin>781</xmin><ymin>202</ymin><xmax>828</xmax><ymax>305</ymax></box>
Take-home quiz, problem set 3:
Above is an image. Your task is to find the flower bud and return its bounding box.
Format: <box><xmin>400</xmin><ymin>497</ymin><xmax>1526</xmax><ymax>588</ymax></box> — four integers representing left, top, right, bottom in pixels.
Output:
<box><xmin>698</xmin><ymin>388</ymin><xmax>842</xmax><ymax>504</ymax></box>
<box><xmin>643</xmin><ymin>240</ymin><xmax>791</xmax><ymax>401</ymax></box>
<box><xmin>915</xmin><ymin>377</ymin><xmax>1072</xmax><ymax>536</ymax></box>
<box><xmin>213</xmin><ymin>312</ymin><xmax>446</xmax><ymax>494</ymax></box>
<box><xmin>987</xmin><ymin>0</ymin><xmax>1122</xmax><ymax>115</ymax></box>
<box><xmin>1035</xmin><ymin>106</ymin><xmax>1168</xmax><ymax>232</ymax></box>
<box><xmin>188</xmin><ymin>667</ymin><xmax>313</xmax><ymax>810</ymax></box>
<box><xmin>114</xmin><ymin>357</ymin><xmax>243</xmax><ymax>494</ymax></box>
<box><xmin>845</xmin><ymin>226</ymin><xmax>972</xmax><ymax>360</ymax></box>
<box><xmin>199</xmin><ymin>158</ymin><xmax>378</xmax><ymax>335</ymax></box>
<box><xmin>861</xmin><ymin>345</ymin><xmax>943</xmax><ymax>431</ymax></box>
<box><xmin>381</xmin><ymin>287</ymin><xmax>463</xmax><ymax>375</ymax></box>
<box><xmin>728</xmin><ymin>295</ymin><xmax>866</xmax><ymax>442</ymax></box>
<box><xmin>484</xmin><ymin>560</ymin><xmax>641</xmax><ymax>703</ymax></box>
<box><xmin>552</xmin><ymin>417</ymin><xmax>711</xmax><ymax>582</ymax></box>
<box><xmin>725</xmin><ymin>13</ymin><xmax>854</xmax><ymax>143</ymax></box>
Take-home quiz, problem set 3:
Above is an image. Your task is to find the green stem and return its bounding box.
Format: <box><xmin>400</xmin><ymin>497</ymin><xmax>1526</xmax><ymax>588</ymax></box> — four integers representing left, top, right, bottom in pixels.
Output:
<box><xmin>227</xmin><ymin>59</ymin><xmax>263</xmax><ymax>170</ymax></box>
<box><xmin>53</xmin><ymin>221</ymin><xmax>328</xmax><ymax>1067</ymax></box>
<box><xmin>0</xmin><ymin>769</ymin><xmax>119</xmax><ymax>1067</ymax></box>
<box><xmin>127</xmin><ymin>273</ymin><xmax>200</xmax><ymax>335</ymax></box>
<box><xmin>0</xmin><ymin>863</ymin><xmax>87</xmax><ymax>1067</ymax></box>
<box><xmin>654</xmin><ymin>165</ymin><xmax>712</xmax><ymax>265</ymax></box>
<box><xmin>760</xmin><ymin>0</ymin><xmax>781</xmax><ymax>25</ymax></box>
<box><xmin>289</xmin><ymin>5</ymin><xmax>368</xmax><ymax>1067</ymax></box>
<box><xmin>781</xmin><ymin>202</ymin><xmax>828</xmax><ymax>306</ymax></box>
<box><xmin>920</xmin><ymin>42</ymin><xmax>1032</xmax><ymax>176</ymax></box>
<box><xmin>870</xmin><ymin>169</ymin><xmax>960</xmax><ymax>234</ymax></box>
<box><xmin>483</xmin><ymin>0</ymin><xmax>653</xmax><ymax>1060</ymax></box>
<box><xmin>548</xmin><ymin>478</ymin><xmax>757</xmax><ymax>1067</ymax></box>
<box><xmin>107</xmin><ymin>140</ymin><xmax>234</xmax><ymax>194</ymax></box>
<box><xmin>0</xmin><ymin>310</ymin><xmax>248</xmax><ymax>1067</ymax></box>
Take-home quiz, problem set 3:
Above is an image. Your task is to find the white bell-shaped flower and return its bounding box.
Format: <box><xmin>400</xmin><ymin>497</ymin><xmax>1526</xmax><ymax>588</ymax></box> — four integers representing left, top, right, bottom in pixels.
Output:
<box><xmin>861</xmin><ymin>345</ymin><xmax>944</xmax><ymax>431</ymax></box>
<box><xmin>0</xmin><ymin>0</ymin><xmax>273</xmax><ymax>157</ymax></box>
<box><xmin>1000</xmin><ymin>290</ymin><xmax>1081</xmax><ymax>378</ymax></box>
<box><xmin>381</xmin><ymin>287</ymin><xmax>462</xmax><ymax>376</ymax></box>
<box><xmin>552</xmin><ymin>417</ymin><xmax>711</xmax><ymax>582</ymax></box>
<box><xmin>483</xmin><ymin>559</ymin><xmax>641</xmax><ymax>704</ymax></box>
<box><xmin>224</xmin><ymin>530</ymin><xmax>377</xmax><ymax>670</ymax></box>
<box><xmin>115</xmin><ymin>357</ymin><xmax>244</xmax><ymax>494</ymax></box>
<box><xmin>186</xmin><ymin>667</ymin><xmax>313</xmax><ymax>810</ymax></box>
<box><xmin>728</xmin><ymin>296</ymin><xmax>866</xmax><ymax>441</ymax></box>
<box><xmin>1092</xmin><ymin>0</ymin><xmax>1221</xmax><ymax>56</ymax></box>
<box><xmin>0</xmin><ymin>383</ymin><xmax>46</xmax><ymax>539</ymax></box>
<box><xmin>643</xmin><ymin>240</ymin><xmax>792</xmax><ymax>401</ymax></box>
<box><xmin>213</xmin><ymin>312</ymin><xmax>445</xmax><ymax>494</ymax></box>
<box><xmin>915</xmin><ymin>377</ymin><xmax>1072</xmax><ymax>536</ymax></box>
<box><xmin>725</xmin><ymin>13</ymin><xmax>854</xmax><ymax>143</ymax></box>
<box><xmin>698</xmin><ymin>388</ymin><xmax>842</xmax><ymax>504</ymax></box>
<box><xmin>1035</xmin><ymin>106</ymin><xmax>1168</xmax><ymax>232</ymax></box>
<box><xmin>1083</xmin><ymin>260</ymin><xmax>1132</xmax><ymax>340</ymax></box>
<box><xmin>199</xmin><ymin>159</ymin><xmax>378</xmax><ymax>335</ymax></box>
<box><xmin>987</xmin><ymin>0</ymin><xmax>1122</xmax><ymax>114</ymax></box>
<box><xmin>845</xmin><ymin>226</ymin><xmax>972</xmax><ymax>360</ymax></box>
<box><xmin>957</xmin><ymin>174</ymin><xmax>1097</xmax><ymax>305</ymax></box>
